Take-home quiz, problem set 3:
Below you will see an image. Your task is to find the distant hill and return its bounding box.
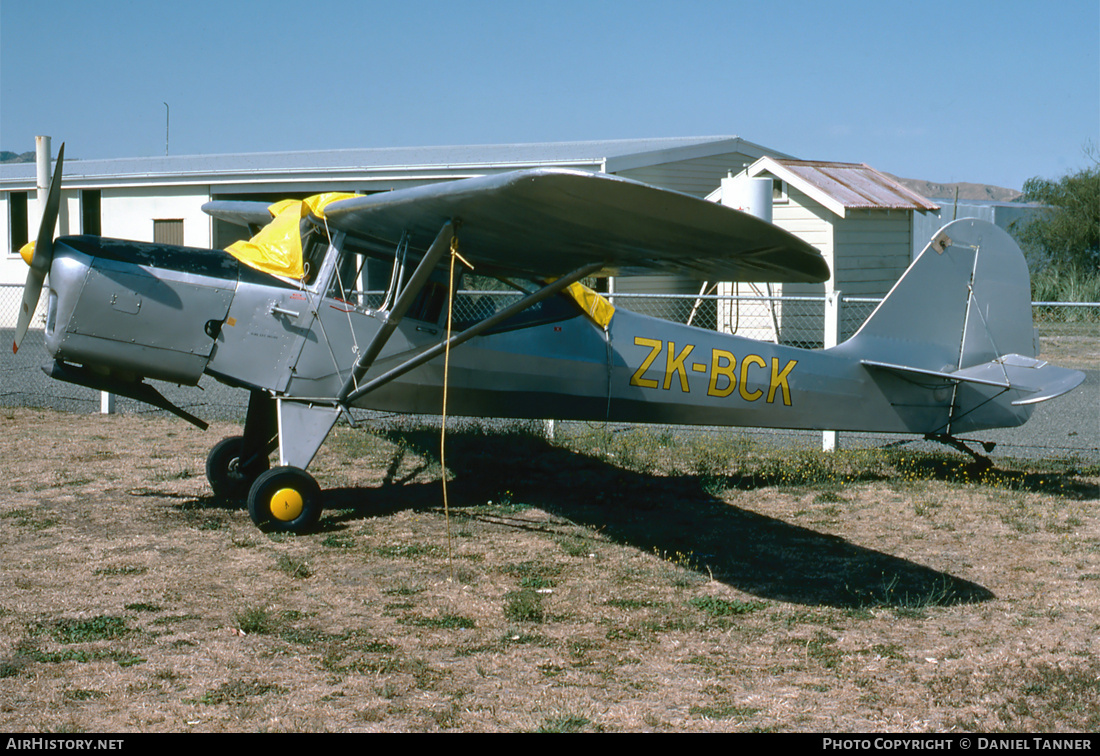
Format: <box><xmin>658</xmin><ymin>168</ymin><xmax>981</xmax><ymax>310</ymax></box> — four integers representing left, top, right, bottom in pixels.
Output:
<box><xmin>0</xmin><ymin>151</ymin><xmax>36</xmax><ymax>164</ymax></box>
<box><xmin>887</xmin><ymin>174</ymin><xmax>1023</xmax><ymax>203</ymax></box>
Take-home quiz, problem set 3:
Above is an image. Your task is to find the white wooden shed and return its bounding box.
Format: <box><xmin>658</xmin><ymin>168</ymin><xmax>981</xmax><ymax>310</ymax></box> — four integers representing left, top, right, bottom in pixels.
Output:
<box><xmin>708</xmin><ymin>157</ymin><xmax>940</xmax><ymax>344</ymax></box>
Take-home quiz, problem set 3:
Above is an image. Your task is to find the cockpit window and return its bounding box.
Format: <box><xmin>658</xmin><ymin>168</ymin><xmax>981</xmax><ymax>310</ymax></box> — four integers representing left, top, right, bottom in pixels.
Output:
<box><xmin>449</xmin><ymin>273</ymin><xmax>581</xmax><ymax>332</ymax></box>
<box><xmin>300</xmin><ymin>222</ymin><xmax>331</xmax><ymax>286</ymax></box>
<box><xmin>318</xmin><ymin>254</ymin><xmax>586</xmax><ymax>333</ymax></box>
<box><xmin>408</xmin><ymin>280</ymin><xmax>449</xmax><ymax>324</ymax></box>
<box><xmin>325</xmin><ymin>246</ymin><xmax>366</xmax><ymax>305</ymax></box>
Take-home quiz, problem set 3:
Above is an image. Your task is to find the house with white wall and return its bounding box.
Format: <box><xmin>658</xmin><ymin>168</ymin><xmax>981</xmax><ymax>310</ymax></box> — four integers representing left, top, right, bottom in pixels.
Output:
<box><xmin>708</xmin><ymin>157</ymin><xmax>940</xmax><ymax>343</ymax></box>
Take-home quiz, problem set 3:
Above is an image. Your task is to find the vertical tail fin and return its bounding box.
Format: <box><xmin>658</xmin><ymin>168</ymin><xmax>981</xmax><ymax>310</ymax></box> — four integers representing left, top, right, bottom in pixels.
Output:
<box><xmin>839</xmin><ymin>219</ymin><xmax>1083</xmax><ymax>433</ymax></box>
<box><xmin>849</xmin><ymin>218</ymin><xmax>1035</xmax><ymax>369</ymax></box>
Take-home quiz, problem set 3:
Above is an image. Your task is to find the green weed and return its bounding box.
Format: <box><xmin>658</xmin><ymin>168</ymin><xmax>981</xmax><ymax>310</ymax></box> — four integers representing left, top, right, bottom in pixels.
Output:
<box><xmin>274</xmin><ymin>554</ymin><xmax>312</xmax><ymax>579</ymax></box>
<box><xmin>689</xmin><ymin>596</ymin><xmax>767</xmax><ymax>618</ymax></box>
<box><xmin>191</xmin><ymin>679</ymin><xmax>284</xmax><ymax>706</ymax></box>
<box><xmin>845</xmin><ymin>573</ymin><xmax>959</xmax><ymax>613</ymax></box>
<box><xmin>499</xmin><ymin>561</ymin><xmax>562</xmax><ymax>589</ymax></box>
<box><xmin>806</xmin><ymin>631</ymin><xmax>842</xmax><ymax>669</ymax></box>
<box><xmin>1</xmin><ymin>508</ymin><xmax>58</xmax><ymax>531</ymax></box>
<box><xmin>321</xmin><ymin>534</ymin><xmax>356</xmax><ymax>549</ymax></box>
<box><xmin>40</xmin><ymin>616</ymin><xmax>132</xmax><ymax>644</ymax></box>
<box><xmin>24</xmin><ymin>646</ymin><xmax>144</xmax><ymax>666</ymax></box>
<box><xmin>63</xmin><ymin>689</ymin><xmax>107</xmax><ymax>701</ymax></box>
<box><xmin>399</xmin><ymin>614</ymin><xmax>476</xmax><ymax>629</ymax></box>
<box><xmin>504</xmin><ymin>589</ymin><xmax>545</xmax><ymax>623</ymax></box>
<box><xmin>652</xmin><ymin>547</ymin><xmax>698</xmax><ymax>570</ymax></box>
<box><xmin>870</xmin><ymin>643</ymin><xmax>907</xmax><ymax>660</ymax></box>
<box><xmin>124</xmin><ymin>603</ymin><xmax>162</xmax><ymax>613</ymax></box>
<box><xmin>95</xmin><ymin>565</ymin><xmax>148</xmax><ymax>577</ymax></box>
<box><xmin>689</xmin><ymin>703</ymin><xmax>760</xmax><ymax>720</ymax></box>
<box><xmin>151</xmin><ymin>614</ymin><xmax>201</xmax><ymax>626</ymax></box>
<box><xmin>234</xmin><ymin>606</ymin><xmax>276</xmax><ymax>635</ymax></box>
<box><xmin>557</xmin><ymin>537</ymin><xmax>592</xmax><ymax>558</ymax></box>
<box><xmin>153</xmin><ymin>467</ymin><xmax>194</xmax><ymax>482</ymax></box>
<box><xmin>537</xmin><ymin>714</ymin><xmax>593</xmax><ymax>733</ymax></box>
<box><xmin>605</xmin><ymin>597</ymin><xmax>663</xmax><ymax>610</ymax></box>
<box><xmin>814</xmin><ymin>489</ymin><xmax>848</xmax><ymax>504</ymax></box>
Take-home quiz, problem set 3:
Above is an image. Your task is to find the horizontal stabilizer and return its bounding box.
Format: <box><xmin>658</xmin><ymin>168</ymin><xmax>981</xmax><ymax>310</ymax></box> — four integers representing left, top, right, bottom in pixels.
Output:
<box><xmin>862</xmin><ymin>354</ymin><xmax>1085</xmax><ymax>406</ymax></box>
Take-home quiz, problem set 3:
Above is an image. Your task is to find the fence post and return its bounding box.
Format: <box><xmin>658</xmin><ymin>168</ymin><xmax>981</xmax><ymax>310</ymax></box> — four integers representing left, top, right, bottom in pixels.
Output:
<box><xmin>822</xmin><ymin>289</ymin><xmax>841</xmax><ymax>452</ymax></box>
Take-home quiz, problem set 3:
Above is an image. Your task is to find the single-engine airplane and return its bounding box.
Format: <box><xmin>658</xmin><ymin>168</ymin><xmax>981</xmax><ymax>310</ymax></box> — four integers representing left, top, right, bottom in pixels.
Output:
<box><xmin>13</xmin><ymin>144</ymin><xmax>1085</xmax><ymax>533</ymax></box>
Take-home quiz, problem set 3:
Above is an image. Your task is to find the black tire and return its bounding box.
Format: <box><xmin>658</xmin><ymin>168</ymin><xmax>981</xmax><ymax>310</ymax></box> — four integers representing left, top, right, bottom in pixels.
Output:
<box><xmin>206</xmin><ymin>436</ymin><xmax>269</xmax><ymax>500</ymax></box>
<box><xmin>247</xmin><ymin>466</ymin><xmax>323</xmax><ymax>534</ymax></box>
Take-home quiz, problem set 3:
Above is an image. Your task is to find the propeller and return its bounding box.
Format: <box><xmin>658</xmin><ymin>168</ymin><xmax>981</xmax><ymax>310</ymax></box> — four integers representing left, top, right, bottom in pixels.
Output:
<box><xmin>12</xmin><ymin>142</ymin><xmax>65</xmax><ymax>354</ymax></box>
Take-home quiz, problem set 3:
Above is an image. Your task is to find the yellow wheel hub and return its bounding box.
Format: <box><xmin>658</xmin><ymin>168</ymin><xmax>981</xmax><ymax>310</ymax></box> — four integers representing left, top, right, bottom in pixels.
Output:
<box><xmin>270</xmin><ymin>487</ymin><xmax>304</xmax><ymax>521</ymax></box>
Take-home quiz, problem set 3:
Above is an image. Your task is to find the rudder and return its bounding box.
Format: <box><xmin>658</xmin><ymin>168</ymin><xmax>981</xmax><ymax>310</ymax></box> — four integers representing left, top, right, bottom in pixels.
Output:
<box><xmin>846</xmin><ymin>218</ymin><xmax>1035</xmax><ymax>372</ymax></box>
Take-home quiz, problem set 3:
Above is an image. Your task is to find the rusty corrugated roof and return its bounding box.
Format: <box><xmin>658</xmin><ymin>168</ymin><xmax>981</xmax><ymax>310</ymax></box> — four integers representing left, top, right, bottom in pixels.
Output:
<box><xmin>759</xmin><ymin>159</ymin><xmax>940</xmax><ymax>212</ymax></box>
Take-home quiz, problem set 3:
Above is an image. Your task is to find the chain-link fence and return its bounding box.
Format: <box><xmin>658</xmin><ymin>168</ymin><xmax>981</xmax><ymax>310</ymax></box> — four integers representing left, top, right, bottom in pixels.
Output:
<box><xmin>2</xmin><ymin>282</ymin><xmax>1096</xmax><ymax>422</ymax></box>
<box><xmin>1032</xmin><ymin>302</ymin><xmax>1100</xmax><ymax>340</ymax></box>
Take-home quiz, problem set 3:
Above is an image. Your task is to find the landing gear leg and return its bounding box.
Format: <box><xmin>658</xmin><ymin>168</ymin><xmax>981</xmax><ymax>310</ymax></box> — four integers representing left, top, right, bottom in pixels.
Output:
<box><xmin>241</xmin><ymin>398</ymin><xmax>339</xmax><ymax>533</ymax></box>
<box><xmin>205</xmin><ymin>390</ymin><xmax>276</xmax><ymax>499</ymax></box>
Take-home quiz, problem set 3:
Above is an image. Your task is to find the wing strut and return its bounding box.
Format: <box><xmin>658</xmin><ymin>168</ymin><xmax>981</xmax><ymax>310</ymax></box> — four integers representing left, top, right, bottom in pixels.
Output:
<box><xmin>342</xmin><ymin>261</ymin><xmax>603</xmax><ymax>406</ymax></box>
<box><xmin>337</xmin><ymin>222</ymin><xmax>455</xmax><ymax>403</ymax></box>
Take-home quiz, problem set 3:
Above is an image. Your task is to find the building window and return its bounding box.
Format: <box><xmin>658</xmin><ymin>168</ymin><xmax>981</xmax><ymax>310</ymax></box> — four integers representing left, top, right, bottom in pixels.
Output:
<box><xmin>153</xmin><ymin>219</ymin><xmax>184</xmax><ymax>246</ymax></box>
<box><xmin>81</xmin><ymin>190</ymin><xmax>101</xmax><ymax>236</ymax></box>
<box><xmin>772</xmin><ymin>179</ymin><xmax>789</xmax><ymax>204</ymax></box>
<box><xmin>9</xmin><ymin>191</ymin><xmax>29</xmax><ymax>254</ymax></box>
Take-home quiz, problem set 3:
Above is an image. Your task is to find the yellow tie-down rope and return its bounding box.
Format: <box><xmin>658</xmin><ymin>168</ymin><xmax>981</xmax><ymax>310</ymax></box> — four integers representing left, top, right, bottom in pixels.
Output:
<box><xmin>441</xmin><ymin>236</ymin><xmax>474</xmax><ymax>578</ymax></box>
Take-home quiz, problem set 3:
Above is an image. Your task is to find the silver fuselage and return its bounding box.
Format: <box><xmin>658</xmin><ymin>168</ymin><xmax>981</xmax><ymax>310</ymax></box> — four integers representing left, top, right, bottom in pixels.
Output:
<box><xmin>42</xmin><ymin>233</ymin><xmax>1033</xmax><ymax>437</ymax></box>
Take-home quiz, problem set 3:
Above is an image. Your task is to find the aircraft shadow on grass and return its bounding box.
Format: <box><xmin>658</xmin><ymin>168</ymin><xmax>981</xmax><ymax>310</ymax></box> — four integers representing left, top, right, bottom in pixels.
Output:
<box><xmin>309</xmin><ymin>427</ymin><xmax>1000</xmax><ymax>610</ymax></box>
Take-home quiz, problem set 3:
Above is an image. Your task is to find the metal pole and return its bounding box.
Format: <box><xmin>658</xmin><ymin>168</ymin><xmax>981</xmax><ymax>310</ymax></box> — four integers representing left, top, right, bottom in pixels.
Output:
<box><xmin>822</xmin><ymin>289</ymin><xmax>841</xmax><ymax>452</ymax></box>
<box><xmin>35</xmin><ymin>136</ymin><xmax>51</xmax><ymax>217</ymax></box>
<box><xmin>163</xmin><ymin>102</ymin><xmax>169</xmax><ymax>156</ymax></box>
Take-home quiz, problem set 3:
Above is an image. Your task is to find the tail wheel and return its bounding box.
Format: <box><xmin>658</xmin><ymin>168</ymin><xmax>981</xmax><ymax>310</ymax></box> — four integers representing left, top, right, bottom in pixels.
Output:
<box><xmin>247</xmin><ymin>466</ymin><xmax>323</xmax><ymax>534</ymax></box>
<box><xmin>206</xmin><ymin>436</ymin><xmax>269</xmax><ymax>500</ymax></box>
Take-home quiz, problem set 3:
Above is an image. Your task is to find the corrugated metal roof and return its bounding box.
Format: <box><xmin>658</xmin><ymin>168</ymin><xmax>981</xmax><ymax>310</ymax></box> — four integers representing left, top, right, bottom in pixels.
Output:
<box><xmin>755</xmin><ymin>159</ymin><xmax>939</xmax><ymax>212</ymax></box>
<box><xmin>0</xmin><ymin>136</ymin><xmax>748</xmax><ymax>184</ymax></box>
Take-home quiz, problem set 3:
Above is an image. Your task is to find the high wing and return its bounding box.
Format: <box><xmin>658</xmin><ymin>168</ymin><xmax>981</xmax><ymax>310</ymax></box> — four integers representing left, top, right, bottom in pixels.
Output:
<box><xmin>201</xmin><ymin>200</ymin><xmax>279</xmax><ymax>231</ymax></box>
<box><xmin>316</xmin><ymin>168</ymin><xmax>828</xmax><ymax>283</ymax></box>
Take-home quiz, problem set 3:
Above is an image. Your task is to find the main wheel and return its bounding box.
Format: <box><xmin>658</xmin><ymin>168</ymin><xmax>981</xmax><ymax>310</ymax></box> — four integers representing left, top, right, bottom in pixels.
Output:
<box><xmin>206</xmin><ymin>436</ymin><xmax>269</xmax><ymax>500</ymax></box>
<box><xmin>247</xmin><ymin>466</ymin><xmax>323</xmax><ymax>534</ymax></box>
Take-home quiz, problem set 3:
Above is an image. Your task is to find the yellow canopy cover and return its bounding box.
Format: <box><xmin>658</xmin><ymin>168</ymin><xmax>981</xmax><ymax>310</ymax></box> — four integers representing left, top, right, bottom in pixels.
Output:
<box><xmin>226</xmin><ymin>193</ymin><xmax>357</xmax><ymax>279</ymax></box>
<box><xmin>564</xmin><ymin>281</ymin><xmax>615</xmax><ymax>328</ymax></box>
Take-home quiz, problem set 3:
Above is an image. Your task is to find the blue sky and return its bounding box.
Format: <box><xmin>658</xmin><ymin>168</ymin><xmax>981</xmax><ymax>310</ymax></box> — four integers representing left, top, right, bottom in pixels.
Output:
<box><xmin>2</xmin><ymin>0</ymin><xmax>1097</xmax><ymax>190</ymax></box>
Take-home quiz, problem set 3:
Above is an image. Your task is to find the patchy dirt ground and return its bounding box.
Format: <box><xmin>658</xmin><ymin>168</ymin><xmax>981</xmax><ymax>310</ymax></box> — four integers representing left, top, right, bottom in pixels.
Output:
<box><xmin>1039</xmin><ymin>333</ymin><xmax>1100</xmax><ymax>370</ymax></box>
<box><xmin>0</xmin><ymin>408</ymin><xmax>1097</xmax><ymax>733</ymax></box>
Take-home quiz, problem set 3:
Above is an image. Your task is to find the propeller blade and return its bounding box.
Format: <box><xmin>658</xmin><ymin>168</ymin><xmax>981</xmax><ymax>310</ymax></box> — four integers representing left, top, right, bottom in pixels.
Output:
<box><xmin>12</xmin><ymin>143</ymin><xmax>64</xmax><ymax>354</ymax></box>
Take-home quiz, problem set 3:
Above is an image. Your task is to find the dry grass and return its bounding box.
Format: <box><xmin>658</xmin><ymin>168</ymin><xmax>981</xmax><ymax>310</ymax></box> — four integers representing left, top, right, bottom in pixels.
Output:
<box><xmin>1039</xmin><ymin>334</ymin><xmax>1100</xmax><ymax>370</ymax></box>
<box><xmin>0</xmin><ymin>408</ymin><xmax>1097</xmax><ymax>733</ymax></box>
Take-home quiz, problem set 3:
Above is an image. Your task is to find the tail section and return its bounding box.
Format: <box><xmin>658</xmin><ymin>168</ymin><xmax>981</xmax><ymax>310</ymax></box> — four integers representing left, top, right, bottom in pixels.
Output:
<box><xmin>838</xmin><ymin>219</ymin><xmax>1084</xmax><ymax>434</ymax></box>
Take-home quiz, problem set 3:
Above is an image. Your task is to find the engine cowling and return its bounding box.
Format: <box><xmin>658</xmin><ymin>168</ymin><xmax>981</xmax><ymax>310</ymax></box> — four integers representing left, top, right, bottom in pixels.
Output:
<box><xmin>44</xmin><ymin>235</ymin><xmax>238</xmax><ymax>385</ymax></box>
